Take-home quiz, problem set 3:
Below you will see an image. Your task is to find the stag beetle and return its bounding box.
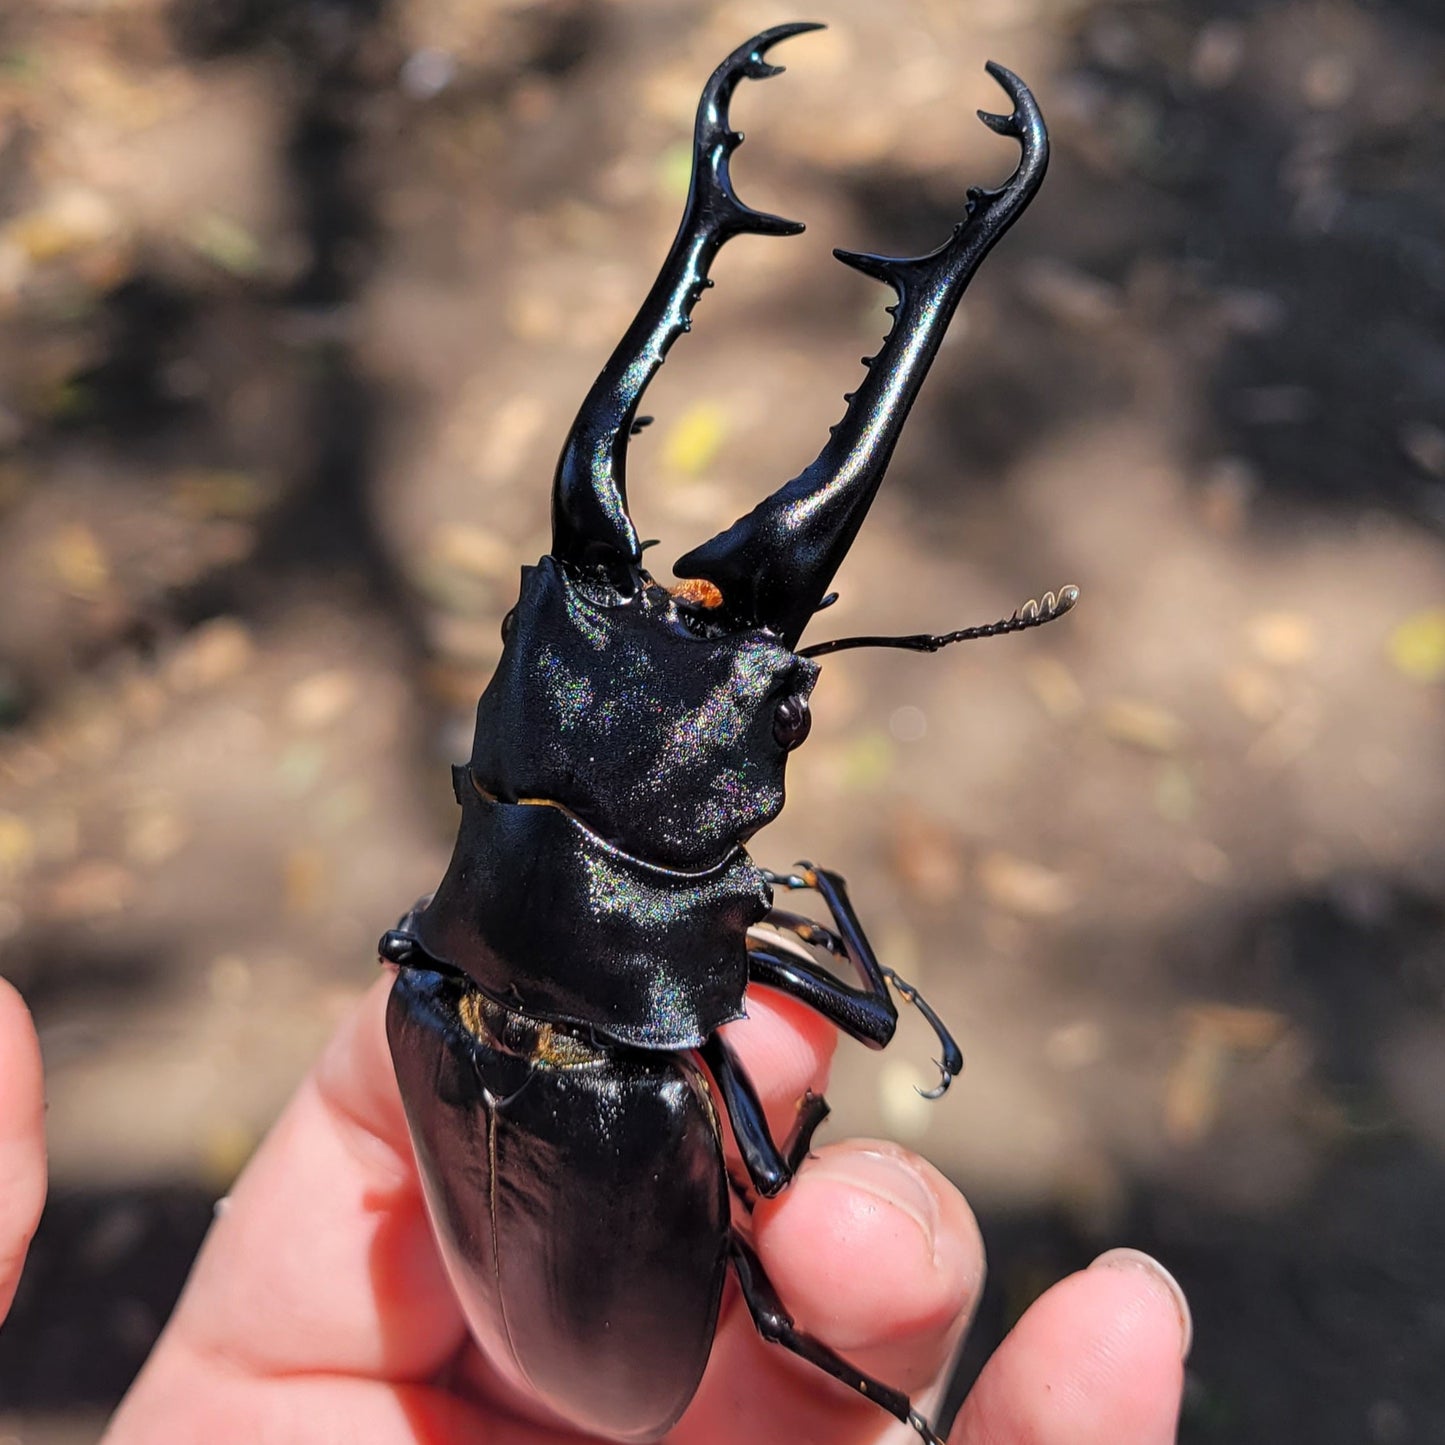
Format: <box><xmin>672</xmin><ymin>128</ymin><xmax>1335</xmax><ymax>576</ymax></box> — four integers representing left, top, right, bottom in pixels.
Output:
<box><xmin>379</xmin><ymin>24</ymin><xmax>1073</xmax><ymax>1444</ymax></box>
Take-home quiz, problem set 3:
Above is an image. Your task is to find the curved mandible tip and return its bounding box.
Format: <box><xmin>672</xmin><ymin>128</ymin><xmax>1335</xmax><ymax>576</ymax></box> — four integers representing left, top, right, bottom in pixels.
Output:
<box><xmin>975</xmin><ymin>61</ymin><xmax>1049</xmax><ymax>199</ymax></box>
<box><xmin>733</xmin><ymin>20</ymin><xmax>828</xmax><ymax>77</ymax></box>
<box><xmin>690</xmin><ymin>21</ymin><xmax>827</xmax><ymax>240</ymax></box>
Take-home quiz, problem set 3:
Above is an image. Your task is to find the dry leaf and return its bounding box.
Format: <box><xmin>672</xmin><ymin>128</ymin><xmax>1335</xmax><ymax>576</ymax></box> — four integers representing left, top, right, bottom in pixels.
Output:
<box><xmin>125</xmin><ymin>807</ymin><xmax>188</xmax><ymax>867</ymax></box>
<box><xmin>201</xmin><ymin>1119</ymin><xmax>258</xmax><ymax>1192</ymax></box>
<box><xmin>0</xmin><ymin>812</ymin><xmax>36</xmax><ymax>883</ymax></box>
<box><xmin>1100</xmin><ymin>697</ymin><xmax>1186</xmax><ymax>754</ymax></box>
<box><xmin>889</xmin><ymin>805</ymin><xmax>962</xmax><ymax>904</ymax></box>
<box><xmin>284</xmin><ymin>846</ymin><xmax>329</xmax><ymax>913</ymax></box>
<box><xmin>1221</xmin><ymin>665</ymin><xmax>1286</xmax><ymax>723</ymax></box>
<box><xmin>1025</xmin><ymin>656</ymin><xmax>1085</xmax><ymax>718</ymax></box>
<box><xmin>978</xmin><ymin>852</ymin><xmax>1077</xmax><ymax>917</ymax></box>
<box><xmin>44</xmin><ymin>860</ymin><xmax>136</xmax><ymax>919</ymax></box>
<box><xmin>165</xmin><ymin>619</ymin><xmax>254</xmax><ymax>693</ymax></box>
<box><xmin>1164</xmin><ymin>1003</ymin><xmax>1288</xmax><ymax>1145</ymax></box>
<box><xmin>286</xmin><ymin>670</ymin><xmax>359</xmax><ymax>731</ymax></box>
<box><xmin>839</xmin><ymin>730</ymin><xmax>894</xmax><ymax>790</ymax></box>
<box><xmin>1388</xmin><ymin>608</ymin><xmax>1445</xmax><ymax>683</ymax></box>
<box><xmin>1044</xmin><ymin>1019</ymin><xmax>1105</xmax><ymax>1071</ymax></box>
<box><xmin>1154</xmin><ymin>762</ymin><xmax>1195</xmax><ymax>824</ymax></box>
<box><xmin>5</xmin><ymin>188</ymin><xmax>118</xmax><ymax>262</ymax></box>
<box><xmin>171</xmin><ymin>469</ymin><xmax>270</xmax><ymax>520</ymax></box>
<box><xmin>429</xmin><ymin>523</ymin><xmax>514</xmax><ymax>581</ymax></box>
<box><xmin>1246</xmin><ymin>612</ymin><xmax>1317</xmax><ymax>667</ymax></box>
<box><xmin>662</xmin><ymin>402</ymin><xmax>729</xmax><ymax>476</ymax></box>
<box><xmin>1163</xmin><ymin>1027</ymin><xmax>1229</xmax><ymax>1146</ymax></box>
<box><xmin>49</xmin><ymin>524</ymin><xmax>110</xmax><ymax>598</ymax></box>
<box><xmin>188</xmin><ymin>212</ymin><xmax>263</xmax><ymax>277</ymax></box>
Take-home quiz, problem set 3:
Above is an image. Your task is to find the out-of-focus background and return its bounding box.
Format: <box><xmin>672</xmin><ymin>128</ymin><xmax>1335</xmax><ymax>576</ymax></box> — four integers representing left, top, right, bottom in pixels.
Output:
<box><xmin>0</xmin><ymin>0</ymin><xmax>1442</xmax><ymax>1439</ymax></box>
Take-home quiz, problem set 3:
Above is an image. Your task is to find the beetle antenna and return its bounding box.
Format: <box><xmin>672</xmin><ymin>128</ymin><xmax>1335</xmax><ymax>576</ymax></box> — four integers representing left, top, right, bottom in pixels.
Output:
<box><xmin>798</xmin><ymin>583</ymin><xmax>1077</xmax><ymax>659</ymax></box>
<box><xmin>881</xmin><ymin>966</ymin><xmax>964</xmax><ymax>1098</ymax></box>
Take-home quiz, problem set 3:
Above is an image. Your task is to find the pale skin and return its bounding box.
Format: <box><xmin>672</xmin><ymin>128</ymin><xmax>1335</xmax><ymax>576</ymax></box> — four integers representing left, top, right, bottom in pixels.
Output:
<box><xmin>0</xmin><ymin>972</ymin><xmax>1189</xmax><ymax>1443</ymax></box>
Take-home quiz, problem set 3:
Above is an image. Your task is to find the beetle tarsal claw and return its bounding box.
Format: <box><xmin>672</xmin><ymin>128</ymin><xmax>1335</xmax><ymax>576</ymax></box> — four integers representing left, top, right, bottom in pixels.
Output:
<box><xmin>881</xmin><ymin>966</ymin><xmax>963</xmax><ymax>1097</ymax></box>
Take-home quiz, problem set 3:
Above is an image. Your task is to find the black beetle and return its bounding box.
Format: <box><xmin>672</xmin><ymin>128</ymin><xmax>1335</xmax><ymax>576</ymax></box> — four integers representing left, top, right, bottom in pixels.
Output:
<box><xmin>379</xmin><ymin>23</ymin><xmax>1073</xmax><ymax>1444</ymax></box>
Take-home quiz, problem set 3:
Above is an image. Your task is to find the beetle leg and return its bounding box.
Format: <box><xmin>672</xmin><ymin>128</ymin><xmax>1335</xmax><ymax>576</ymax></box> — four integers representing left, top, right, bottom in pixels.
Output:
<box><xmin>700</xmin><ymin>1032</ymin><xmax>829</xmax><ymax>1199</ymax></box>
<box><xmin>729</xmin><ymin>1233</ymin><xmax>946</xmax><ymax>1443</ymax></box>
<box><xmin>758</xmin><ymin>867</ymin><xmax>965</xmax><ymax>1096</ymax></box>
<box><xmin>746</xmin><ymin>936</ymin><xmax>897</xmax><ymax>1049</ymax></box>
<box><xmin>378</xmin><ymin>896</ymin><xmax>436</xmax><ymax>965</ymax></box>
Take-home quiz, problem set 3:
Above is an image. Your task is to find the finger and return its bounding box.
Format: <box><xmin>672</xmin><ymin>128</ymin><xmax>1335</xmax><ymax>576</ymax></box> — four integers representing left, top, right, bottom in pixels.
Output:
<box><xmin>107</xmin><ymin>1357</ymin><xmax>583</xmax><ymax>1445</ymax></box>
<box><xmin>722</xmin><ymin>981</ymin><xmax>839</xmax><ymax>1129</ymax></box>
<box><xmin>956</xmin><ymin>1248</ymin><xmax>1190</xmax><ymax>1445</ymax></box>
<box><xmin>127</xmin><ymin>974</ymin><xmax>466</xmax><ymax>1386</ymax></box>
<box><xmin>0</xmin><ymin>975</ymin><xmax>46</xmax><ymax>1322</ymax></box>
<box><xmin>680</xmin><ymin>1139</ymin><xmax>984</xmax><ymax>1445</ymax></box>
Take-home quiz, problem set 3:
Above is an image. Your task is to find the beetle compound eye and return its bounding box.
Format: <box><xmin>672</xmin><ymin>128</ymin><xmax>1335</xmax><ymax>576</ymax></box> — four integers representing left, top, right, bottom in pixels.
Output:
<box><xmin>773</xmin><ymin>694</ymin><xmax>812</xmax><ymax>752</ymax></box>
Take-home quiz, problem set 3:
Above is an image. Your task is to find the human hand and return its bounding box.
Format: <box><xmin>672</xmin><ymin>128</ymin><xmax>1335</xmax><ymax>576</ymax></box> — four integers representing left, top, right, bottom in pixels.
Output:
<box><xmin>23</xmin><ymin>973</ymin><xmax>1188</xmax><ymax>1442</ymax></box>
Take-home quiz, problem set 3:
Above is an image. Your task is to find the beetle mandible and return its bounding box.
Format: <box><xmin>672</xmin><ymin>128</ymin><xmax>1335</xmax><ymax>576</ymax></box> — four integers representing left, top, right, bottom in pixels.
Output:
<box><xmin>379</xmin><ymin>23</ymin><xmax>1074</xmax><ymax>1445</ymax></box>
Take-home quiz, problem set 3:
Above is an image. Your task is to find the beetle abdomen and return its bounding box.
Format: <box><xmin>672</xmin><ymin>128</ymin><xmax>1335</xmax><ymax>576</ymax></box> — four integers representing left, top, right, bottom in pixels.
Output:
<box><xmin>387</xmin><ymin>966</ymin><xmax>731</xmax><ymax>1442</ymax></box>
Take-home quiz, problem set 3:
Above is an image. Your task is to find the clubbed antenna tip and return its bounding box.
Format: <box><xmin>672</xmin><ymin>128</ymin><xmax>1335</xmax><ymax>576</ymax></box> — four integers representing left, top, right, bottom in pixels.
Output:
<box><xmin>798</xmin><ymin>583</ymin><xmax>1079</xmax><ymax>659</ymax></box>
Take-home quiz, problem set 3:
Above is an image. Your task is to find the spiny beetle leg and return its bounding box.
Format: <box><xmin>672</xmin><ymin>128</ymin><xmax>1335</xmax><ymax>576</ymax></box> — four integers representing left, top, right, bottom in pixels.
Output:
<box><xmin>723</xmin><ymin>1090</ymin><xmax>830</xmax><ymax>1214</ymax></box>
<box><xmin>761</xmin><ymin>865</ymin><xmax>964</xmax><ymax>1094</ymax></box>
<box><xmin>729</xmin><ymin>1233</ymin><xmax>945</xmax><ymax>1443</ymax></box>
<box><xmin>787</xmin><ymin>1091</ymin><xmax>832</xmax><ymax>1174</ymax></box>
<box><xmin>758</xmin><ymin>869</ymin><xmax>899</xmax><ymax>1039</ymax></box>
<box><xmin>700</xmin><ymin>1032</ymin><xmax>828</xmax><ymax>1199</ymax></box>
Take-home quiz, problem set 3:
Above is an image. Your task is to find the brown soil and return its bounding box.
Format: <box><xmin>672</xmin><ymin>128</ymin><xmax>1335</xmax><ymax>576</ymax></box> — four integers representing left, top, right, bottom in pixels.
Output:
<box><xmin>1</xmin><ymin>2</ymin><xmax>1443</xmax><ymax>1441</ymax></box>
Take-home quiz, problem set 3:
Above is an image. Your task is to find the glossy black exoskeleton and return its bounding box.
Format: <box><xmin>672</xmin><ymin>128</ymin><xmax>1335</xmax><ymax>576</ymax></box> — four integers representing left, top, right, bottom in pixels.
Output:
<box><xmin>380</xmin><ymin>24</ymin><xmax>1072</xmax><ymax>1444</ymax></box>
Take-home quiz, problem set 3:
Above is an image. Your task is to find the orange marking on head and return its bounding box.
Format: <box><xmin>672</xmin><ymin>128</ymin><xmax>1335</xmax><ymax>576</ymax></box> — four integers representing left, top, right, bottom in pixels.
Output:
<box><xmin>670</xmin><ymin>578</ymin><xmax>724</xmax><ymax>609</ymax></box>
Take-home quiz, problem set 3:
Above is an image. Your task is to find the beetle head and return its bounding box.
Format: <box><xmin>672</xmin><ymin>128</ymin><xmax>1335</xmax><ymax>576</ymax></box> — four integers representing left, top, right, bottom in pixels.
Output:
<box><xmin>468</xmin><ymin>557</ymin><xmax>817</xmax><ymax>872</ymax></box>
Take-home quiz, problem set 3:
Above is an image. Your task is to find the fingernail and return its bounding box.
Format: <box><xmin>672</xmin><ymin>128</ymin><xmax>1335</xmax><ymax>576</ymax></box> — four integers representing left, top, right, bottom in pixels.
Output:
<box><xmin>807</xmin><ymin>1145</ymin><xmax>940</xmax><ymax>1255</ymax></box>
<box><xmin>1089</xmin><ymin>1247</ymin><xmax>1193</xmax><ymax>1360</ymax></box>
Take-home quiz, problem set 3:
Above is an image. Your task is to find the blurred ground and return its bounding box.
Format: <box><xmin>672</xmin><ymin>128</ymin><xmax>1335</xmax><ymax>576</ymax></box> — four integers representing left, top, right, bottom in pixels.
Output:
<box><xmin>0</xmin><ymin>0</ymin><xmax>1442</xmax><ymax>1440</ymax></box>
